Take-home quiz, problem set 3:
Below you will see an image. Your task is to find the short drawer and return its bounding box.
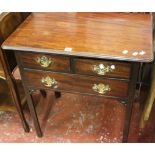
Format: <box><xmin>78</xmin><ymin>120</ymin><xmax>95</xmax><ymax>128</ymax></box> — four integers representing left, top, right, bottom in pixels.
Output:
<box><xmin>23</xmin><ymin>69</ymin><xmax>129</xmax><ymax>98</ymax></box>
<box><xmin>75</xmin><ymin>58</ymin><xmax>131</xmax><ymax>79</ymax></box>
<box><xmin>17</xmin><ymin>52</ymin><xmax>70</xmax><ymax>72</ymax></box>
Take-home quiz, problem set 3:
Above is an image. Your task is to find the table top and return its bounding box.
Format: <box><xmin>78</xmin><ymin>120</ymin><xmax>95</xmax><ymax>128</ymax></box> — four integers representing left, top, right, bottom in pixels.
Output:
<box><xmin>2</xmin><ymin>12</ymin><xmax>153</xmax><ymax>62</ymax></box>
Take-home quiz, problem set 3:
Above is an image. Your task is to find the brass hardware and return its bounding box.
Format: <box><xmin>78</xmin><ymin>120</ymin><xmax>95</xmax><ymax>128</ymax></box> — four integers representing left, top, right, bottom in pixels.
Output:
<box><xmin>92</xmin><ymin>64</ymin><xmax>115</xmax><ymax>75</ymax></box>
<box><xmin>41</xmin><ymin>76</ymin><xmax>57</xmax><ymax>88</ymax></box>
<box><xmin>92</xmin><ymin>83</ymin><xmax>111</xmax><ymax>94</ymax></box>
<box><xmin>36</xmin><ymin>56</ymin><xmax>53</xmax><ymax>67</ymax></box>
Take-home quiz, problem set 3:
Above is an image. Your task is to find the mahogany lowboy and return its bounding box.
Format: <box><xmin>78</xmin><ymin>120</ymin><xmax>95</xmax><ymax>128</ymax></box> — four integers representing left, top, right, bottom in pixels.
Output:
<box><xmin>2</xmin><ymin>13</ymin><xmax>153</xmax><ymax>142</ymax></box>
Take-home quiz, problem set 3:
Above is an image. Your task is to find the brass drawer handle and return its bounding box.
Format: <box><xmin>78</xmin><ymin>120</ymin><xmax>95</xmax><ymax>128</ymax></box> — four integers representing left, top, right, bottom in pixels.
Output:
<box><xmin>92</xmin><ymin>83</ymin><xmax>111</xmax><ymax>94</ymax></box>
<box><xmin>92</xmin><ymin>64</ymin><xmax>115</xmax><ymax>75</ymax></box>
<box><xmin>36</xmin><ymin>56</ymin><xmax>53</xmax><ymax>68</ymax></box>
<box><xmin>41</xmin><ymin>76</ymin><xmax>58</xmax><ymax>88</ymax></box>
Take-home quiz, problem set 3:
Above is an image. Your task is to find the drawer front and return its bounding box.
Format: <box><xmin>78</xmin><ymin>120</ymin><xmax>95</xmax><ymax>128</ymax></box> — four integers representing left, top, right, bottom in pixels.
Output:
<box><xmin>23</xmin><ymin>70</ymin><xmax>129</xmax><ymax>98</ymax></box>
<box><xmin>17</xmin><ymin>52</ymin><xmax>70</xmax><ymax>72</ymax></box>
<box><xmin>75</xmin><ymin>58</ymin><xmax>131</xmax><ymax>79</ymax></box>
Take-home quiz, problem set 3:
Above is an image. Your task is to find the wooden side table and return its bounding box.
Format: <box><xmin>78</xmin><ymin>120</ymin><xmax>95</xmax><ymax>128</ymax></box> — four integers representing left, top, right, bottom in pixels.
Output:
<box><xmin>2</xmin><ymin>13</ymin><xmax>153</xmax><ymax>142</ymax></box>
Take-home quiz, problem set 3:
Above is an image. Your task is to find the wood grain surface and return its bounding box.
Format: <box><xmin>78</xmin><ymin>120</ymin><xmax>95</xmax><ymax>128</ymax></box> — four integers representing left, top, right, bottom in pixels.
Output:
<box><xmin>17</xmin><ymin>51</ymin><xmax>70</xmax><ymax>72</ymax></box>
<box><xmin>75</xmin><ymin>58</ymin><xmax>131</xmax><ymax>78</ymax></box>
<box><xmin>23</xmin><ymin>69</ymin><xmax>129</xmax><ymax>98</ymax></box>
<box><xmin>2</xmin><ymin>13</ymin><xmax>153</xmax><ymax>62</ymax></box>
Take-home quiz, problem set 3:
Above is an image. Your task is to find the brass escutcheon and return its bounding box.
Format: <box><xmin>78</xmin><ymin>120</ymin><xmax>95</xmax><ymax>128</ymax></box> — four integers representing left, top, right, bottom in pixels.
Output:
<box><xmin>36</xmin><ymin>56</ymin><xmax>53</xmax><ymax>67</ymax></box>
<box><xmin>92</xmin><ymin>83</ymin><xmax>111</xmax><ymax>94</ymax></box>
<box><xmin>92</xmin><ymin>64</ymin><xmax>115</xmax><ymax>75</ymax></box>
<box><xmin>41</xmin><ymin>76</ymin><xmax>57</xmax><ymax>88</ymax></box>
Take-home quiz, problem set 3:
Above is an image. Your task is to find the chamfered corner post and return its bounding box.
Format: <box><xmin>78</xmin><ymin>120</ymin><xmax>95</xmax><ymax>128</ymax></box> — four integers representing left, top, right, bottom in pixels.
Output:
<box><xmin>26</xmin><ymin>89</ymin><xmax>43</xmax><ymax>137</ymax></box>
<box><xmin>123</xmin><ymin>62</ymin><xmax>140</xmax><ymax>143</ymax></box>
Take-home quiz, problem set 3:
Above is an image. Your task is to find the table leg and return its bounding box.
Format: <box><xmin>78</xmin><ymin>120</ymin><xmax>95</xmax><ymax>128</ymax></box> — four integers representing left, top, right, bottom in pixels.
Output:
<box><xmin>26</xmin><ymin>89</ymin><xmax>43</xmax><ymax>137</ymax></box>
<box><xmin>55</xmin><ymin>91</ymin><xmax>61</xmax><ymax>98</ymax></box>
<box><xmin>40</xmin><ymin>90</ymin><xmax>61</xmax><ymax>98</ymax></box>
<box><xmin>40</xmin><ymin>89</ymin><xmax>47</xmax><ymax>98</ymax></box>
<box><xmin>123</xmin><ymin>63</ymin><xmax>140</xmax><ymax>142</ymax></box>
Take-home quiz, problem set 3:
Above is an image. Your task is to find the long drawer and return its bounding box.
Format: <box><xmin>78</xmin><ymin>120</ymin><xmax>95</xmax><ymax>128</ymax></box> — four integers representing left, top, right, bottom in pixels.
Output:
<box><xmin>22</xmin><ymin>69</ymin><xmax>129</xmax><ymax>98</ymax></box>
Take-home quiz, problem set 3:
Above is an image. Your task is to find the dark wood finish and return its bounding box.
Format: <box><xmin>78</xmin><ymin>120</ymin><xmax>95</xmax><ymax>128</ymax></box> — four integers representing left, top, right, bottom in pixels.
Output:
<box><xmin>0</xmin><ymin>12</ymin><xmax>31</xmax><ymax>132</ymax></box>
<box><xmin>18</xmin><ymin>52</ymin><xmax>70</xmax><ymax>72</ymax></box>
<box><xmin>2</xmin><ymin>13</ymin><xmax>153</xmax><ymax>62</ymax></box>
<box><xmin>55</xmin><ymin>91</ymin><xmax>61</xmax><ymax>98</ymax></box>
<box><xmin>123</xmin><ymin>63</ymin><xmax>140</xmax><ymax>142</ymax></box>
<box><xmin>2</xmin><ymin>13</ymin><xmax>153</xmax><ymax>142</ymax></box>
<box><xmin>22</xmin><ymin>69</ymin><xmax>129</xmax><ymax>98</ymax></box>
<box><xmin>26</xmin><ymin>89</ymin><xmax>42</xmax><ymax>137</ymax></box>
<box><xmin>75</xmin><ymin>58</ymin><xmax>131</xmax><ymax>79</ymax></box>
<box><xmin>0</xmin><ymin>12</ymin><xmax>31</xmax><ymax>72</ymax></box>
